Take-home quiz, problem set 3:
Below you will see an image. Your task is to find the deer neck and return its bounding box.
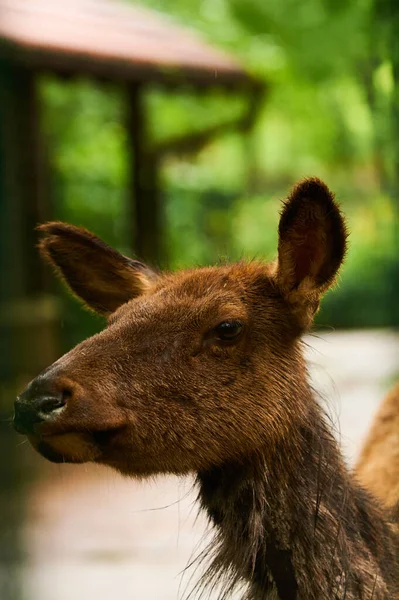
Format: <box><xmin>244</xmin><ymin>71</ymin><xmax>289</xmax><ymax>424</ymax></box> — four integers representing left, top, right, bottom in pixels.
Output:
<box><xmin>196</xmin><ymin>398</ymin><xmax>398</xmax><ymax>600</ymax></box>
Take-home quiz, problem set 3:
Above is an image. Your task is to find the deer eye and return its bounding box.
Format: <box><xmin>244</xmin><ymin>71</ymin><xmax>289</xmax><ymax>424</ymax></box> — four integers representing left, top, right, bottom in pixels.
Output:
<box><xmin>214</xmin><ymin>320</ymin><xmax>243</xmax><ymax>342</ymax></box>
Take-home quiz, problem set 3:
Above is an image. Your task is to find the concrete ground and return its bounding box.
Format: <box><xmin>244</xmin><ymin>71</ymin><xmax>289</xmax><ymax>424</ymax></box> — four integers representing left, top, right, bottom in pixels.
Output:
<box><xmin>1</xmin><ymin>329</ymin><xmax>398</xmax><ymax>600</ymax></box>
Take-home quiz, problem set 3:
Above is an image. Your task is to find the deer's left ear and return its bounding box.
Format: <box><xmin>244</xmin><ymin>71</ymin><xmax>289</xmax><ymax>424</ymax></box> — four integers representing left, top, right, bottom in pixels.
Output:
<box><xmin>276</xmin><ymin>178</ymin><xmax>348</xmax><ymax>330</ymax></box>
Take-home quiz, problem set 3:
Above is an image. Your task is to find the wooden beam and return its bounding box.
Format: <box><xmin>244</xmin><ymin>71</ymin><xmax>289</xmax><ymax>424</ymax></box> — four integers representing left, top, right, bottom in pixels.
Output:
<box><xmin>150</xmin><ymin>84</ymin><xmax>265</xmax><ymax>160</ymax></box>
<box><xmin>2</xmin><ymin>40</ymin><xmax>257</xmax><ymax>91</ymax></box>
<box><xmin>126</xmin><ymin>83</ymin><xmax>162</xmax><ymax>266</ymax></box>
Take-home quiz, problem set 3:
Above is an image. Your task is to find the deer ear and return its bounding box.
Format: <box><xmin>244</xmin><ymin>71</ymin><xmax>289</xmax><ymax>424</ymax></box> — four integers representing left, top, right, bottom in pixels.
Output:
<box><xmin>38</xmin><ymin>222</ymin><xmax>157</xmax><ymax>316</ymax></box>
<box><xmin>276</xmin><ymin>178</ymin><xmax>348</xmax><ymax>329</ymax></box>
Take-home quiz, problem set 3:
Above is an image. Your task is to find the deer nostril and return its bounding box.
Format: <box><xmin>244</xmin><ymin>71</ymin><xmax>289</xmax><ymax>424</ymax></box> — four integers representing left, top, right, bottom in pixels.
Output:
<box><xmin>14</xmin><ymin>376</ymin><xmax>73</xmax><ymax>435</ymax></box>
<box><xmin>37</xmin><ymin>393</ymin><xmax>67</xmax><ymax>416</ymax></box>
<box><xmin>13</xmin><ymin>390</ymin><xmax>67</xmax><ymax>435</ymax></box>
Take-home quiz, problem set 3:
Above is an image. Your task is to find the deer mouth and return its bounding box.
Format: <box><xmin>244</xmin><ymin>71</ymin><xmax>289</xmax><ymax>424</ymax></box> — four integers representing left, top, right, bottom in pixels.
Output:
<box><xmin>36</xmin><ymin>439</ymin><xmax>79</xmax><ymax>463</ymax></box>
<box><xmin>27</xmin><ymin>431</ymin><xmax>103</xmax><ymax>464</ymax></box>
<box><xmin>27</xmin><ymin>426</ymin><xmax>125</xmax><ymax>464</ymax></box>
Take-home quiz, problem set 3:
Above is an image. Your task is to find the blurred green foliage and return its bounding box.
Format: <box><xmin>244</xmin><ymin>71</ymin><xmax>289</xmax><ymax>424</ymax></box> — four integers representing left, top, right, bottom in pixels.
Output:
<box><xmin>40</xmin><ymin>0</ymin><xmax>398</xmax><ymax>347</ymax></box>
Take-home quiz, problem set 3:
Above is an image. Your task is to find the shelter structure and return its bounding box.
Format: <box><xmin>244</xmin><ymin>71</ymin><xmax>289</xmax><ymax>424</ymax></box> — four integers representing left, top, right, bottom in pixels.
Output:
<box><xmin>0</xmin><ymin>0</ymin><xmax>263</xmax><ymax>385</ymax></box>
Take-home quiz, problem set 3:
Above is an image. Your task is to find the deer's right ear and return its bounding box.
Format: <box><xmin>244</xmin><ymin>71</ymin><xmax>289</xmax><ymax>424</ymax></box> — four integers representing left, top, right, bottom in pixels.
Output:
<box><xmin>38</xmin><ymin>222</ymin><xmax>157</xmax><ymax>316</ymax></box>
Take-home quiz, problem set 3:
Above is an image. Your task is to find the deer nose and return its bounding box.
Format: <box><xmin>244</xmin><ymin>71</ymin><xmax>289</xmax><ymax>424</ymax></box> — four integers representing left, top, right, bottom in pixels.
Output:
<box><xmin>13</xmin><ymin>375</ymin><xmax>68</xmax><ymax>435</ymax></box>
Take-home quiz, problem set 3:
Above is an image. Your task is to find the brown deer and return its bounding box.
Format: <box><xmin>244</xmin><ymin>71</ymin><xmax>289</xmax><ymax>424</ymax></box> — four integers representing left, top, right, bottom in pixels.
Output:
<box><xmin>13</xmin><ymin>179</ymin><xmax>399</xmax><ymax>599</ymax></box>
<box><xmin>356</xmin><ymin>382</ymin><xmax>399</xmax><ymax>510</ymax></box>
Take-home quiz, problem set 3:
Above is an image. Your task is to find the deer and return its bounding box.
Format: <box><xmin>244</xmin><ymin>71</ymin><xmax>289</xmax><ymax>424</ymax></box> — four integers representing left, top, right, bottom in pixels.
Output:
<box><xmin>356</xmin><ymin>382</ymin><xmax>399</xmax><ymax>510</ymax></box>
<box><xmin>13</xmin><ymin>178</ymin><xmax>399</xmax><ymax>599</ymax></box>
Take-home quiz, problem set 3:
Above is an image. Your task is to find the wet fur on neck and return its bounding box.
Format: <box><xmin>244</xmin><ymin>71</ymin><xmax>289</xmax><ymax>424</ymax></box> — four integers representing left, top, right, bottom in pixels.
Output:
<box><xmin>195</xmin><ymin>396</ymin><xmax>399</xmax><ymax>600</ymax></box>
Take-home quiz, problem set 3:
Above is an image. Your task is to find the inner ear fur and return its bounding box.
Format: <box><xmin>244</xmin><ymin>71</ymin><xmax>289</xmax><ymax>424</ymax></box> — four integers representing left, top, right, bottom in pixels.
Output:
<box><xmin>38</xmin><ymin>222</ymin><xmax>156</xmax><ymax>315</ymax></box>
<box><xmin>276</xmin><ymin>178</ymin><xmax>348</xmax><ymax>328</ymax></box>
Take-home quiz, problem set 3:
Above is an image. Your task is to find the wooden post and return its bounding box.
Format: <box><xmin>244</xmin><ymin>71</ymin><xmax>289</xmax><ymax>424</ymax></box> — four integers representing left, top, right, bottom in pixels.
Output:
<box><xmin>0</xmin><ymin>61</ymin><xmax>59</xmax><ymax>395</ymax></box>
<box><xmin>126</xmin><ymin>83</ymin><xmax>162</xmax><ymax>266</ymax></box>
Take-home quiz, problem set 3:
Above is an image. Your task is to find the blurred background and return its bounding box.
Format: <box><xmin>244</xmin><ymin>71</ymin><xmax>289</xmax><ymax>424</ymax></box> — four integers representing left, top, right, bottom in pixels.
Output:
<box><xmin>0</xmin><ymin>0</ymin><xmax>398</xmax><ymax>599</ymax></box>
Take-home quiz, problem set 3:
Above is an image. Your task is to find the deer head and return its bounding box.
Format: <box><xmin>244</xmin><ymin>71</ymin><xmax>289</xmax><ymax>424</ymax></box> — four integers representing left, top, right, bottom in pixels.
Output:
<box><xmin>13</xmin><ymin>178</ymin><xmax>347</xmax><ymax>477</ymax></box>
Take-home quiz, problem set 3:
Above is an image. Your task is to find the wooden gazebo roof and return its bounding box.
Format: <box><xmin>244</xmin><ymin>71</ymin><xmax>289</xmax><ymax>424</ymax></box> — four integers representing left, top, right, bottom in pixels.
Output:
<box><xmin>0</xmin><ymin>0</ymin><xmax>253</xmax><ymax>86</ymax></box>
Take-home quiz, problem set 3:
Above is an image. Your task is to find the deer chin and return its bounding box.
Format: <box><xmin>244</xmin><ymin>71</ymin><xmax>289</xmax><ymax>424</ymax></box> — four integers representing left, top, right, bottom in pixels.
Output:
<box><xmin>27</xmin><ymin>432</ymin><xmax>101</xmax><ymax>464</ymax></box>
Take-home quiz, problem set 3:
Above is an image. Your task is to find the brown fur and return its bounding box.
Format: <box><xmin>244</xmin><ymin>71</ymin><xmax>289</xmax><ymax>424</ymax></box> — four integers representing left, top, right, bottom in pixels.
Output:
<box><xmin>356</xmin><ymin>383</ymin><xmax>399</xmax><ymax>510</ymax></box>
<box><xmin>14</xmin><ymin>178</ymin><xmax>399</xmax><ymax>599</ymax></box>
